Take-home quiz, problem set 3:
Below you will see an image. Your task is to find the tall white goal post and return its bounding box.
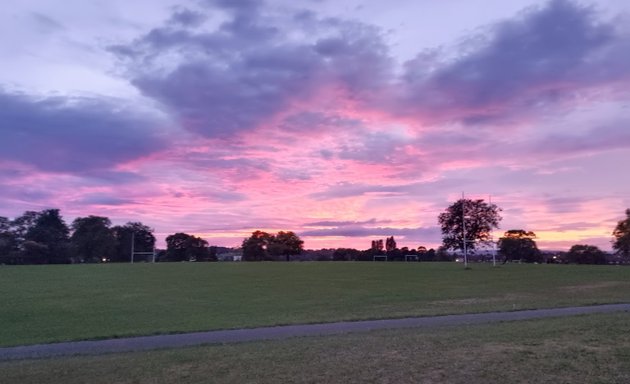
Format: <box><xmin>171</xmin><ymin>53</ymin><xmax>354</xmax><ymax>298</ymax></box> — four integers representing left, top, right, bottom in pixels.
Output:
<box><xmin>130</xmin><ymin>232</ymin><xmax>156</xmax><ymax>263</ymax></box>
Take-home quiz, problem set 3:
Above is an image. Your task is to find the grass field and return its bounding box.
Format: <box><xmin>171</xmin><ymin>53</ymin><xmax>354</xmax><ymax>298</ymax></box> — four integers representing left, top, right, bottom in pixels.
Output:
<box><xmin>1</xmin><ymin>262</ymin><xmax>629</xmax><ymax>347</ymax></box>
<box><xmin>2</xmin><ymin>312</ymin><xmax>629</xmax><ymax>383</ymax></box>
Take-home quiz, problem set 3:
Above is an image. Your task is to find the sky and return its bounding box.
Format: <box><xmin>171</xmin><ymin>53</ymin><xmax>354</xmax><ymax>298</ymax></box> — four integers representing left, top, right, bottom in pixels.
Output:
<box><xmin>1</xmin><ymin>0</ymin><xmax>629</xmax><ymax>251</ymax></box>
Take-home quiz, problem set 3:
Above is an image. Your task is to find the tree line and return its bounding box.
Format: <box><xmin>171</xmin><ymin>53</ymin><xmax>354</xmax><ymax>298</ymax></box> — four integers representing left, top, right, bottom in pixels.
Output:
<box><xmin>0</xmin><ymin>209</ymin><xmax>155</xmax><ymax>264</ymax></box>
<box><xmin>437</xmin><ymin>199</ymin><xmax>630</xmax><ymax>265</ymax></box>
<box><xmin>0</xmin><ymin>209</ymin><xmax>222</xmax><ymax>264</ymax></box>
<box><xmin>2</xmin><ymin>205</ymin><xmax>629</xmax><ymax>265</ymax></box>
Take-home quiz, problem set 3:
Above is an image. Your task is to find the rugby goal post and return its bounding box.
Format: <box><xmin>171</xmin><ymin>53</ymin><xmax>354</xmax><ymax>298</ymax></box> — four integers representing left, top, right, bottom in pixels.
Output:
<box><xmin>131</xmin><ymin>232</ymin><xmax>156</xmax><ymax>263</ymax></box>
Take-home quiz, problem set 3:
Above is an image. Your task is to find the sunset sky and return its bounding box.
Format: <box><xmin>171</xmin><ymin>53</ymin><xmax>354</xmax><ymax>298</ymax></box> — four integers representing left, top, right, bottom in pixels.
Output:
<box><xmin>1</xmin><ymin>0</ymin><xmax>629</xmax><ymax>251</ymax></box>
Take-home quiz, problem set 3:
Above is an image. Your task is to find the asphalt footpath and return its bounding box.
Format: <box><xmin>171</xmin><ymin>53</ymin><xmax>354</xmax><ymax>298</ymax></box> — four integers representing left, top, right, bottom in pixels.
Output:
<box><xmin>1</xmin><ymin>303</ymin><xmax>629</xmax><ymax>361</ymax></box>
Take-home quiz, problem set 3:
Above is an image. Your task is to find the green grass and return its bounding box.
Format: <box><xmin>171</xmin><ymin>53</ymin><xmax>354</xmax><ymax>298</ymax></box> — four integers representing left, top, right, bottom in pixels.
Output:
<box><xmin>1</xmin><ymin>262</ymin><xmax>629</xmax><ymax>346</ymax></box>
<box><xmin>2</xmin><ymin>313</ymin><xmax>629</xmax><ymax>383</ymax></box>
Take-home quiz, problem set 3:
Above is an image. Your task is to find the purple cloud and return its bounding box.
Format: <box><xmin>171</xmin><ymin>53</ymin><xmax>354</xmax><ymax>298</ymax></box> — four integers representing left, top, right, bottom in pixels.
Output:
<box><xmin>280</xmin><ymin>112</ymin><xmax>362</xmax><ymax>134</ymax></box>
<box><xmin>310</xmin><ymin>179</ymin><xmax>468</xmax><ymax>201</ymax></box>
<box><xmin>541</xmin><ymin>196</ymin><xmax>588</xmax><ymax>214</ymax></box>
<box><xmin>110</xmin><ymin>3</ymin><xmax>391</xmax><ymax>138</ymax></box>
<box><xmin>76</xmin><ymin>194</ymin><xmax>137</xmax><ymax>206</ymax></box>
<box><xmin>167</xmin><ymin>8</ymin><xmax>207</xmax><ymax>28</ymax></box>
<box><xmin>0</xmin><ymin>90</ymin><xmax>168</xmax><ymax>173</ymax></box>
<box><xmin>402</xmin><ymin>0</ymin><xmax>630</xmax><ymax>125</ymax></box>
<box><xmin>301</xmin><ymin>225</ymin><xmax>440</xmax><ymax>240</ymax></box>
<box><xmin>305</xmin><ymin>218</ymin><xmax>386</xmax><ymax>227</ymax></box>
<box><xmin>532</xmin><ymin>123</ymin><xmax>630</xmax><ymax>156</ymax></box>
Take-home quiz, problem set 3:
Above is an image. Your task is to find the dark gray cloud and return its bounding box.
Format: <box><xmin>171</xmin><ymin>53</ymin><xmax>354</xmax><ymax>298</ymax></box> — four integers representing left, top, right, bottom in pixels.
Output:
<box><xmin>0</xmin><ymin>184</ymin><xmax>53</xmax><ymax>202</ymax></box>
<box><xmin>402</xmin><ymin>0</ymin><xmax>630</xmax><ymax>125</ymax></box>
<box><xmin>105</xmin><ymin>0</ymin><xmax>630</xmax><ymax>177</ymax></box>
<box><xmin>202</xmin><ymin>0</ymin><xmax>263</xmax><ymax>13</ymax></box>
<box><xmin>0</xmin><ymin>90</ymin><xmax>168</xmax><ymax>173</ymax></box>
<box><xmin>76</xmin><ymin>194</ymin><xmax>137</xmax><ymax>206</ymax></box>
<box><xmin>111</xmin><ymin>3</ymin><xmax>392</xmax><ymax>138</ymax></box>
<box><xmin>109</xmin><ymin>0</ymin><xmax>630</xmax><ymax>148</ymax></box>
<box><xmin>168</xmin><ymin>8</ymin><xmax>207</xmax><ymax>27</ymax></box>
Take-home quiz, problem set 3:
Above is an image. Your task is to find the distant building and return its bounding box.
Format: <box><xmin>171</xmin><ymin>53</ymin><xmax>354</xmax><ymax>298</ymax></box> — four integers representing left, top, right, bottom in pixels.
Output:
<box><xmin>217</xmin><ymin>251</ymin><xmax>243</xmax><ymax>262</ymax></box>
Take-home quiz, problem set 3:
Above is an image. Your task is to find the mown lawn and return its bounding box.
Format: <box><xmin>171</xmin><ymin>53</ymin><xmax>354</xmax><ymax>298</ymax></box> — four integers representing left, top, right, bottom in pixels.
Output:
<box><xmin>2</xmin><ymin>313</ymin><xmax>629</xmax><ymax>383</ymax></box>
<box><xmin>1</xmin><ymin>262</ymin><xmax>629</xmax><ymax>346</ymax></box>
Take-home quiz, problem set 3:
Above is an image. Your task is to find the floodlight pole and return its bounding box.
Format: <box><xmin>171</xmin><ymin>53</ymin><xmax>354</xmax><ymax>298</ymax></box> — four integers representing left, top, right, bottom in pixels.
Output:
<box><xmin>462</xmin><ymin>191</ymin><xmax>468</xmax><ymax>268</ymax></box>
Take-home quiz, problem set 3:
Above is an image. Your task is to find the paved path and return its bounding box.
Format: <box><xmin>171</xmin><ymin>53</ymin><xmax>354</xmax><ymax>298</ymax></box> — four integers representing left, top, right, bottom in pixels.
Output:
<box><xmin>1</xmin><ymin>303</ymin><xmax>629</xmax><ymax>361</ymax></box>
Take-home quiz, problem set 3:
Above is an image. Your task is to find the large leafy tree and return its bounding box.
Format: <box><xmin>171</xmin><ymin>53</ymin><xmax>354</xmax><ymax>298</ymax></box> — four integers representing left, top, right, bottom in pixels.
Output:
<box><xmin>0</xmin><ymin>217</ymin><xmax>19</xmax><ymax>264</ymax></box>
<box><xmin>438</xmin><ymin>198</ymin><xmax>502</xmax><ymax>253</ymax></box>
<box><xmin>566</xmin><ymin>244</ymin><xmax>607</xmax><ymax>264</ymax></box>
<box><xmin>242</xmin><ymin>230</ymin><xmax>272</xmax><ymax>261</ymax></box>
<box><xmin>242</xmin><ymin>230</ymin><xmax>304</xmax><ymax>261</ymax></box>
<box><xmin>497</xmin><ymin>230</ymin><xmax>541</xmax><ymax>263</ymax></box>
<box><xmin>111</xmin><ymin>222</ymin><xmax>156</xmax><ymax>262</ymax></box>
<box><xmin>164</xmin><ymin>232</ymin><xmax>212</xmax><ymax>262</ymax></box>
<box><xmin>268</xmin><ymin>231</ymin><xmax>304</xmax><ymax>261</ymax></box>
<box><xmin>10</xmin><ymin>211</ymin><xmax>40</xmax><ymax>245</ymax></box>
<box><xmin>70</xmin><ymin>216</ymin><xmax>117</xmax><ymax>263</ymax></box>
<box><xmin>24</xmin><ymin>209</ymin><xmax>70</xmax><ymax>264</ymax></box>
<box><xmin>612</xmin><ymin>209</ymin><xmax>630</xmax><ymax>258</ymax></box>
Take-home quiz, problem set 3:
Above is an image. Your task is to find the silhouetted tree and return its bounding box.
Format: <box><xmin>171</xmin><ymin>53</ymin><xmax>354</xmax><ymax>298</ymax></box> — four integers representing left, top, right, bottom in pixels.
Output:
<box><xmin>333</xmin><ymin>248</ymin><xmax>362</xmax><ymax>261</ymax></box>
<box><xmin>0</xmin><ymin>217</ymin><xmax>19</xmax><ymax>264</ymax></box>
<box><xmin>566</xmin><ymin>244</ymin><xmax>607</xmax><ymax>265</ymax></box>
<box><xmin>612</xmin><ymin>209</ymin><xmax>630</xmax><ymax>259</ymax></box>
<box><xmin>23</xmin><ymin>209</ymin><xmax>70</xmax><ymax>264</ymax></box>
<box><xmin>10</xmin><ymin>211</ymin><xmax>39</xmax><ymax>245</ymax></box>
<box><xmin>242</xmin><ymin>230</ymin><xmax>304</xmax><ymax>261</ymax></box>
<box><xmin>242</xmin><ymin>230</ymin><xmax>273</xmax><ymax>261</ymax></box>
<box><xmin>269</xmin><ymin>231</ymin><xmax>304</xmax><ymax>261</ymax></box>
<box><xmin>385</xmin><ymin>236</ymin><xmax>397</xmax><ymax>252</ymax></box>
<box><xmin>416</xmin><ymin>246</ymin><xmax>436</xmax><ymax>261</ymax></box>
<box><xmin>388</xmin><ymin>248</ymin><xmax>404</xmax><ymax>261</ymax></box>
<box><xmin>371</xmin><ymin>239</ymin><xmax>384</xmax><ymax>254</ymax></box>
<box><xmin>498</xmin><ymin>230</ymin><xmax>542</xmax><ymax>263</ymax></box>
<box><xmin>111</xmin><ymin>222</ymin><xmax>156</xmax><ymax>262</ymax></box>
<box><xmin>70</xmin><ymin>216</ymin><xmax>117</xmax><ymax>263</ymax></box>
<box><xmin>164</xmin><ymin>232</ymin><xmax>210</xmax><ymax>262</ymax></box>
<box><xmin>438</xmin><ymin>198</ymin><xmax>502</xmax><ymax>253</ymax></box>
<box><xmin>435</xmin><ymin>245</ymin><xmax>454</xmax><ymax>262</ymax></box>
